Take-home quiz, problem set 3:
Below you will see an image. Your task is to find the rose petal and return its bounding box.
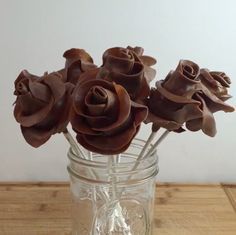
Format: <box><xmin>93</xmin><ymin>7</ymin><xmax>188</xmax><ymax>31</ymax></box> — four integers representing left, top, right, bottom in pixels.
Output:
<box><xmin>127</xmin><ymin>46</ymin><xmax>144</xmax><ymax>56</ymax></box>
<box><xmin>200</xmin><ymin>69</ymin><xmax>233</xmax><ymax>101</ymax></box>
<box><xmin>43</xmin><ymin>74</ymin><xmax>66</xmax><ymax>102</ymax></box>
<box><xmin>66</xmin><ymin>60</ymin><xmax>97</xmax><ymax>85</ymax></box>
<box><xmin>145</xmin><ymin>111</ymin><xmax>182</xmax><ymax>131</ymax></box>
<box><xmin>144</xmin><ymin>66</ymin><xmax>156</xmax><ymax>83</ymax></box>
<box><xmin>14</xmin><ymin>92</ymin><xmax>45</xmax><ymax>115</ymax></box>
<box><xmin>14</xmin><ymin>94</ymin><xmax>54</xmax><ymax>127</ymax></box>
<box><xmin>91</xmin><ymin>83</ymin><xmax>131</xmax><ymax>132</ymax></box>
<box><xmin>131</xmin><ymin>101</ymin><xmax>148</xmax><ymax>125</ymax></box>
<box><xmin>28</xmin><ymin>79</ymin><xmax>51</xmax><ymax>103</ymax></box>
<box><xmin>21</xmin><ymin>125</ymin><xmax>53</xmax><ymax>148</ymax></box>
<box><xmin>73</xmin><ymin>78</ymin><xmax>116</xmax><ymax>114</ymax></box>
<box><xmin>70</xmin><ymin>111</ymin><xmax>101</xmax><ymax>135</ymax></box>
<box><xmin>63</xmin><ymin>48</ymin><xmax>93</xmax><ymax>68</ymax></box>
<box><xmin>76</xmin><ymin>121</ymin><xmax>138</xmax><ymax>154</ymax></box>
<box><xmin>14</xmin><ymin>70</ymin><xmax>39</xmax><ymax>87</ymax></box>
<box><xmin>156</xmin><ymin>81</ymin><xmax>201</xmax><ymax>104</ymax></box>
<box><xmin>140</xmin><ymin>55</ymin><xmax>157</xmax><ymax>66</ymax></box>
<box><xmin>186</xmin><ymin>93</ymin><xmax>217</xmax><ymax>137</ymax></box>
<box><xmin>107</xmin><ymin>62</ymin><xmax>147</xmax><ymax>99</ymax></box>
<box><xmin>103</xmin><ymin>47</ymin><xmax>135</xmax><ymax>74</ymax></box>
<box><xmin>57</xmin><ymin>69</ymin><xmax>67</xmax><ymax>83</ymax></box>
<box><xmin>201</xmin><ymin>85</ymin><xmax>235</xmax><ymax>113</ymax></box>
<box><xmin>76</xmin><ymin>133</ymin><xmax>133</xmax><ymax>155</ymax></box>
<box><xmin>85</xmin><ymin>86</ymin><xmax>118</xmax><ymax>117</ymax></box>
<box><xmin>186</xmin><ymin>118</ymin><xmax>202</xmax><ymax>132</ymax></box>
<box><xmin>210</xmin><ymin>71</ymin><xmax>231</xmax><ymax>87</ymax></box>
<box><xmin>50</xmin><ymin>82</ymin><xmax>74</xmax><ymax>133</ymax></box>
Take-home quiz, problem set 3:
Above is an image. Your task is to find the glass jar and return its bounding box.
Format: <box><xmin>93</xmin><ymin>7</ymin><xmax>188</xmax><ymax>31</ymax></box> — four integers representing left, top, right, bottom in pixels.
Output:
<box><xmin>67</xmin><ymin>138</ymin><xmax>158</xmax><ymax>235</ymax></box>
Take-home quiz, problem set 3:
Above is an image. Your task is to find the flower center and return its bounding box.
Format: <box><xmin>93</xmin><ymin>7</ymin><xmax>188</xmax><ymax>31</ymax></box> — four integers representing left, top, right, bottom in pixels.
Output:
<box><xmin>15</xmin><ymin>81</ymin><xmax>29</xmax><ymax>95</ymax></box>
<box><xmin>90</xmin><ymin>86</ymin><xmax>108</xmax><ymax>104</ymax></box>
<box><xmin>183</xmin><ymin>65</ymin><xmax>196</xmax><ymax>78</ymax></box>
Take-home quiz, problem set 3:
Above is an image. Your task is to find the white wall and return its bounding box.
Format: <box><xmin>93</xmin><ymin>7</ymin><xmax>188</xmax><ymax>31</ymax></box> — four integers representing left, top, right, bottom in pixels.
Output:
<box><xmin>0</xmin><ymin>0</ymin><xmax>235</xmax><ymax>182</ymax></box>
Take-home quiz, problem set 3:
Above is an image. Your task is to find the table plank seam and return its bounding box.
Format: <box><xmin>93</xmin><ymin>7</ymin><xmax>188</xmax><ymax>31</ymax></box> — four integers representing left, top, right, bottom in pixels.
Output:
<box><xmin>222</xmin><ymin>185</ymin><xmax>236</xmax><ymax>214</ymax></box>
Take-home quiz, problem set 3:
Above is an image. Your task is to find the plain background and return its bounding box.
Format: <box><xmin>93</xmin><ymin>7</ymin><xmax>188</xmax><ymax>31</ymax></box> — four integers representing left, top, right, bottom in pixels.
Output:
<box><xmin>0</xmin><ymin>0</ymin><xmax>235</xmax><ymax>182</ymax></box>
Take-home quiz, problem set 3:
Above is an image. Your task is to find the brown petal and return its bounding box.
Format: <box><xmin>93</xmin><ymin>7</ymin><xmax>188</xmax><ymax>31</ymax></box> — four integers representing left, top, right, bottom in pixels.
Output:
<box><xmin>70</xmin><ymin>111</ymin><xmax>101</xmax><ymax>135</ymax></box>
<box><xmin>127</xmin><ymin>46</ymin><xmax>144</xmax><ymax>56</ymax></box>
<box><xmin>201</xmin><ymin>85</ymin><xmax>235</xmax><ymax>113</ymax></box>
<box><xmin>102</xmin><ymin>47</ymin><xmax>135</xmax><ymax>74</ymax></box>
<box><xmin>66</xmin><ymin>60</ymin><xmax>97</xmax><ymax>85</ymax></box>
<box><xmin>167</xmin><ymin>103</ymin><xmax>202</xmax><ymax>124</ymax></box>
<box><xmin>81</xmin><ymin>114</ymin><xmax>113</xmax><ymax>129</ymax></box>
<box><xmin>146</xmin><ymin>87</ymin><xmax>202</xmax><ymax>131</ymax></box>
<box><xmin>140</xmin><ymin>55</ymin><xmax>157</xmax><ymax>66</ymax></box>
<box><xmin>28</xmin><ymin>79</ymin><xmax>51</xmax><ymax>103</ymax></box>
<box><xmin>14</xmin><ymin>95</ymin><xmax>54</xmax><ymax>127</ymax></box>
<box><xmin>85</xmin><ymin>103</ymin><xmax>106</xmax><ymax>116</ymax></box>
<box><xmin>76</xmin><ymin>121</ymin><xmax>138</xmax><ymax>154</ymax></box>
<box><xmin>63</xmin><ymin>48</ymin><xmax>93</xmax><ymax>68</ymax></box>
<box><xmin>107</xmin><ymin>62</ymin><xmax>147</xmax><ymax>99</ymax></box>
<box><xmin>85</xmin><ymin>86</ymin><xmax>118</xmax><ymax>117</ymax></box>
<box><xmin>185</xmin><ymin>118</ymin><xmax>202</xmax><ymax>132</ymax></box>
<box><xmin>21</xmin><ymin>125</ymin><xmax>53</xmax><ymax>148</ymax></box>
<box><xmin>186</xmin><ymin>93</ymin><xmax>217</xmax><ymax>137</ymax></box>
<box><xmin>15</xmin><ymin>81</ymin><xmax>29</xmax><ymax>96</ymax></box>
<box><xmin>200</xmin><ymin>69</ymin><xmax>232</xmax><ymax>101</ymax></box>
<box><xmin>55</xmin><ymin>68</ymin><xmax>68</xmax><ymax>83</ymax></box>
<box><xmin>49</xmin><ymin>82</ymin><xmax>74</xmax><ymax>133</ymax></box>
<box><xmin>131</xmin><ymin>101</ymin><xmax>148</xmax><ymax>125</ymax></box>
<box><xmin>145</xmin><ymin>111</ymin><xmax>182</xmax><ymax>131</ymax></box>
<box><xmin>14</xmin><ymin>92</ymin><xmax>44</xmax><ymax>115</ymax></box>
<box><xmin>85</xmin><ymin>86</ymin><xmax>107</xmax><ymax>115</ymax></box>
<box><xmin>91</xmin><ymin>83</ymin><xmax>131</xmax><ymax>132</ymax></box>
<box><xmin>144</xmin><ymin>66</ymin><xmax>156</xmax><ymax>83</ymax></box>
<box><xmin>156</xmin><ymin>81</ymin><xmax>200</xmax><ymax>104</ymax></box>
<box><xmin>14</xmin><ymin>70</ymin><xmax>39</xmax><ymax>87</ymax></box>
<box><xmin>210</xmin><ymin>71</ymin><xmax>231</xmax><ymax>87</ymax></box>
<box><xmin>76</xmin><ymin>134</ymin><xmax>133</xmax><ymax>155</ymax></box>
<box><xmin>73</xmin><ymin>79</ymin><xmax>115</xmax><ymax>116</ymax></box>
<box><xmin>43</xmin><ymin>74</ymin><xmax>66</xmax><ymax>102</ymax></box>
<box><xmin>163</xmin><ymin>60</ymin><xmax>201</xmax><ymax>96</ymax></box>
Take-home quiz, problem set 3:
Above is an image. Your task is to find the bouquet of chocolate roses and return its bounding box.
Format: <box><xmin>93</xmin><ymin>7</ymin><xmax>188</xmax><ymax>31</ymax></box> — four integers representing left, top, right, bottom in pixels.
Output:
<box><xmin>13</xmin><ymin>46</ymin><xmax>235</xmax><ymax>234</ymax></box>
<box><xmin>14</xmin><ymin>46</ymin><xmax>234</xmax><ymax>157</ymax></box>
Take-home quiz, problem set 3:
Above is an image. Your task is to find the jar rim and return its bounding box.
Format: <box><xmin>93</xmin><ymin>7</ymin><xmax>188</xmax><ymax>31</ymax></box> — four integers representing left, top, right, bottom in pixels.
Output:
<box><xmin>67</xmin><ymin>138</ymin><xmax>159</xmax><ymax>184</ymax></box>
<box><xmin>67</xmin><ymin>138</ymin><xmax>158</xmax><ymax>169</ymax></box>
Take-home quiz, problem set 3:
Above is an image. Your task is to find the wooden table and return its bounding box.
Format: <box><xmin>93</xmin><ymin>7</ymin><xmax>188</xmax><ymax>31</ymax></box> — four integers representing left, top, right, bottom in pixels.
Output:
<box><xmin>0</xmin><ymin>183</ymin><xmax>236</xmax><ymax>235</ymax></box>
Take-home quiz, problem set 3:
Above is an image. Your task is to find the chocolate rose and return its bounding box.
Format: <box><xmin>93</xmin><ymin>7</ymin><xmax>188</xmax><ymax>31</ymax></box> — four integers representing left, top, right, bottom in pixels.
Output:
<box><xmin>186</xmin><ymin>70</ymin><xmax>235</xmax><ymax>136</ymax></box>
<box><xmin>146</xmin><ymin>60</ymin><xmax>235</xmax><ymax>136</ymax></box>
<box><xmin>63</xmin><ymin>48</ymin><xmax>97</xmax><ymax>85</ymax></box>
<box><xmin>98</xmin><ymin>46</ymin><xmax>156</xmax><ymax>100</ymax></box>
<box><xmin>146</xmin><ymin>60</ymin><xmax>203</xmax><ymax>132</ymax></box>
<box><xmin>14</xmin><ymin>70</ymin><xmax>74</xmax><ymax>147</ymax></box>
<box><xmin>70</xmin><ymin>69</ymin><xmax>148</xmax><ymax>154</ymax></box>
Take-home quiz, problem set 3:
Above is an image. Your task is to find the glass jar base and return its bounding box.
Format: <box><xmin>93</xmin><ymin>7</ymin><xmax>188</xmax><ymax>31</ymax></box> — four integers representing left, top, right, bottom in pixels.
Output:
<box><xmin>92</xmin><ymin>199</ymin><xmax>149</xmax><ymax>235</ymax></box>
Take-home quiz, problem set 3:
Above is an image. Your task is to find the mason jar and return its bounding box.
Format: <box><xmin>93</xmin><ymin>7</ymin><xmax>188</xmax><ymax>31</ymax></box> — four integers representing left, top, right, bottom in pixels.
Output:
<box><xmin>67</xmin><ymin>138</ymin><xmax>158</xmax><ymax>235</ymax></box>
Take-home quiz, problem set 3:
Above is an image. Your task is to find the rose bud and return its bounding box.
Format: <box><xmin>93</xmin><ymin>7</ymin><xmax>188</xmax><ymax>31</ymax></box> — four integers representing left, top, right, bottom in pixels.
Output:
<box><xmin>70</xmin><ymin>69</ymin><xmax>148</xmax><ymax>154</ymax></box>
<box><xmin>63</xmin><ymin>48</ymin><xmax>97</xmax><ymax>85</ymax></box>
<box><xmin>145</xmin><ymin>60</ymin><xmax>203</xmax><ymax>132</ymax></box>
<box><xmin>162</xmin><ymin>60</ymin><xmax>202</xmax><ymax>97</ymax></box>
<box><xmin>98</xmin><ymin>46</ymin><xmax>156</xmax><ymax>100</ymax></box>
<box><xmin>185</xmin><ymin>70</ymin><xmax>235</xmax><ymax>137</ymax></box>
<box><xmin>14</xmin><ymin>70</ymin><xmax>74</xmax><ymax>147</ymax></box>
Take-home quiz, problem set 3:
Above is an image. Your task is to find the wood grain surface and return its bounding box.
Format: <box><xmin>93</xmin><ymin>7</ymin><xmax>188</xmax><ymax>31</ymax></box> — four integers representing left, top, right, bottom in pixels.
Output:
<box><xmin>0</xmin><ymin>183</ymin><xmax>235</xmax><ymax>235</ymax></box>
